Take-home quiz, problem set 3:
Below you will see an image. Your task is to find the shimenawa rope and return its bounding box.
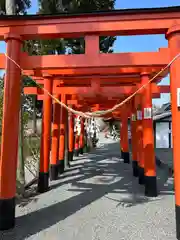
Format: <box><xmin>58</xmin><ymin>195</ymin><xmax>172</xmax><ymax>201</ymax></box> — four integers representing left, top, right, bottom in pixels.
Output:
<box><xmin>4</xmin><ymin>52</ymin><xmax>180</xmax><ymax>118</ymax></box>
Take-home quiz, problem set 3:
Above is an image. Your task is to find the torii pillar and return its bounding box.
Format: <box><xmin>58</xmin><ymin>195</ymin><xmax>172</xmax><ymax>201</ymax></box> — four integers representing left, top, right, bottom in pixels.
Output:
<box><xmin>131</xmin><ymin>98</ymin><xmax>138</xmax><ymax>177</ymax></box>
<box><xmin>38</xmin><ymin>77</ymin><xmax>52</xmax><ymax>192</ymax></box>
<box><xmin>0</xmin><ymin>34</ymin><xmax>22</xmax><ymax>230</ymax></box>
<box><xmin>135</xmin><ymin>93</ymin><xmax>145</xmax><ymax>185</ymax></box>
<box><xmin>141</xmin><ymin>72</ymin><xmax>157</xmax><ymax>197</ymax></box>
<box><xmin>68</xmin><ymin>109</ymin><xmax>74</xmax><ymax>162</ymax></box>
<box><xmin>50</xmin><ymin>95</ymin><xmax>60</xmax><ymax>180</ymax></box>
<box><xmin>58</xmin><ymin>94</ymin><xmax>67</xmax><ymax>174</ymax></box>
<box><xmin>79</xmin><ymin>117</ymin><xmax>85</xmax><ymax>155</ymax></box>
<box><xmin>166</xmin><ymin>25</ymin><xmax>180</xmax><ymax>240</ymax></box>
<box><xmin>120</xmin><ymin>106</ymin><xmax>130</xmax><ymax>163</ymax></box>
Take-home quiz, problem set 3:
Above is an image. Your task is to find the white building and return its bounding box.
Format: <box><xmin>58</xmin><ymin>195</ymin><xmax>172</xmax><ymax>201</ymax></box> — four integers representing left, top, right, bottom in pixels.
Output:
<box><xmin>153</xmin><ymin>103</ymin><xmax>172</xmax><ymax>149</ymax></box>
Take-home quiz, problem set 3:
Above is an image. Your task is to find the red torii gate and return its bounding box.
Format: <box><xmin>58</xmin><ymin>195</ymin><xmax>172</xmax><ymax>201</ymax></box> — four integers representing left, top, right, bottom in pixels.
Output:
<box><xmin>23</xmin><ymin>74</ymin><xmax>170</xmax><ymax>171</ymax></box>
<box><xmin>23</xmin><ymin>77</ymin><xmax>170</xmax><ymax>186</ymax></box>
<box><xmin>0</xmin><ymin>7</ymin><xmax>179</xmax><ymax>239</ymax></box>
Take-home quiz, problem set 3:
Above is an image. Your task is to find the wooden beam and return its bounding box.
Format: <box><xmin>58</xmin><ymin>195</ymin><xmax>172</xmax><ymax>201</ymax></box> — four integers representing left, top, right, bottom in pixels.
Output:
<box><xmin>22</xmin><ymin>51</ymin><xmax>169</xmax><ymax>70</ymax></box>
<box><xmin>0</xmin><ymin>50</ymin><xmax>169</xmax><ymax>70</ymax></box>
<box><xmin>23</xmin><ymin>66</ymin><xmax>166</xmax><ymax>77</ymax></box>
<box><xmin>24</xmin><ymin>85</ymin><xmax>170</xmax><ymax>96</ymax></box>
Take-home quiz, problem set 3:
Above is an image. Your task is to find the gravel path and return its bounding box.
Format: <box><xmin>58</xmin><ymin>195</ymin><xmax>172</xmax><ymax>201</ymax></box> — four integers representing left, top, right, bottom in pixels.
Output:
<box><xmin>1</xmin><ymin>135</ymin><xmax>176</xmax><ymax>240</ymax></box>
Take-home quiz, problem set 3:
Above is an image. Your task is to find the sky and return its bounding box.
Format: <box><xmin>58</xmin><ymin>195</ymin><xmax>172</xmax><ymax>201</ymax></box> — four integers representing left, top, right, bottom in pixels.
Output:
<box><xmin>1</xmin><ymin>0</ymin><xmax>180</xmax><ymax>106</ymax></box>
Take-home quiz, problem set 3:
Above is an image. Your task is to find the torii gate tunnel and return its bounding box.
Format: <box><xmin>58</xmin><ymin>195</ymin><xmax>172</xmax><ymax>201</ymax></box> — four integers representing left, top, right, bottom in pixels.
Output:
<box><xmin>0</xmin><ymin>5</ymin><xmax>180</xmax><ymax>239</ymax></box>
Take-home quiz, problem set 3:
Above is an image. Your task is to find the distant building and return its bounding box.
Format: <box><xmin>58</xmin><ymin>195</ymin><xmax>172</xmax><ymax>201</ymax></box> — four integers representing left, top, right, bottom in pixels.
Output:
<box><xmin>100</xmin><ymin>102</ymin><xmax>172</xmax><ymax>149</ymax></box>
<box><xmin>153</xmin><ymin>103</ymin><xmax>172</xmax><ymax>148</ymax></box>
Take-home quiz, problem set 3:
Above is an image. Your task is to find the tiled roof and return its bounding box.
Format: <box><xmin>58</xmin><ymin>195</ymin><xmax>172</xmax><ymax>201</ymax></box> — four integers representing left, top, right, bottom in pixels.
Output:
<box><xmin>153</xmin><ymin>111</ymin><xmax>171</xmax><ymax>121</ymax></box>
<box><xmin>153</xmin><ymin>102</ymin><xmax>171</xmax><ymax>116</ymax></box>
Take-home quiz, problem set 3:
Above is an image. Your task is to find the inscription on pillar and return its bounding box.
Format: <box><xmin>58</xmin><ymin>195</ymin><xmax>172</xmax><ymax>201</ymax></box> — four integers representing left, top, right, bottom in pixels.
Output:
<box><xmin>177</xmin><ymin>88</ymin><xmax>180</xmax><ymax>107</ymax></box>
<box><xmin>144</xmin><ymin>107</ymin><xmax>152</xmax><ymax>119</ymax></box>
<box><xmin>137</xmin><ymin>110</ymin><xmax>142</xmax><ymax>120</ymax></box>
<box><xmin>131</xmin><ymin>114</ymin><xmax>136</xmax><ymax>121</ymax></box>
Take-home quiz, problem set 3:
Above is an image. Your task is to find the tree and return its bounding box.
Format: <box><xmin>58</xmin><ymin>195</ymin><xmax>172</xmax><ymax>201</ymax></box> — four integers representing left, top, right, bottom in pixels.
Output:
<box><xmin>23</xmin><ymin>76</ymin><xmax>43</xmax><ymax>133</ymax></box>
<box><xmin>0</xmin><ymin>0</ymin><xmax>31</xmax><ymax>15</ymax></box>
<box><xmin>24</xmin><ymin>0</ymin><xmax>116</xmax><ymax>123</ymax></box>
<box><xmin>27</xmin><ymin>0</ymin><xmax>116</xmax><ymax>55</ymax></box>
<box><xmin>67</xmin><ymin>0</ymin><xmax>116</xmax><ymax>54</ymax></box>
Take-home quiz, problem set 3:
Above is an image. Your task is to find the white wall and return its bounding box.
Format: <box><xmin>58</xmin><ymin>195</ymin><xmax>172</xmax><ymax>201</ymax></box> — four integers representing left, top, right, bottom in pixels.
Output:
<box><xmin>155</xmin><ymin>122</ymin><xmax>170</xmax><ymax>148</ymax></box>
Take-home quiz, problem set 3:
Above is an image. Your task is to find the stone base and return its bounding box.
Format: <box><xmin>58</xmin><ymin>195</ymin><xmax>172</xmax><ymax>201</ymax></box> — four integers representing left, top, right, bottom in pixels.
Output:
<box><xmin>50</xmin><ymin>164</ymin><xmax>59</xmax><ymax>181</ymax></box>
<box><xmin>74</xmin><ymin>149</ymin><xmax>79</xmax><ymax>157</ymax></box>
<box><xmin>132</xmin><ymin>160</ymin><xmax>139</xmax><ymax>177</ymax></box>
<box><xmin>138</xmin><ymin>167</ymin><xmax>145</xmax><ymax>185</ymax></box>
<box><xmin>121</xmin><ymin>150</ymin><xmax>124</xmax><ymax>160</ymax></box>
<box><xmin>121</xmin><ymin>150</ymin><xmax>130</xmax><ymax>164</ymax></box>
<box><xmin>68</xmin><ymin>151</ymin><xmax>74</xmax><ymax>162</ymax></box>
<box><xmin>58</xmin><ymin>160</ymin><xmax>65</xmax><ymax>174</ymax></box>
<box><xmin>79</xmin><ymin>148</ymin><xmax>83</xmax><ymax>155</ymax></box>
<box><xmin>0</xmin><ymin>197</ymin><xmax>15</xmax><ymax>230</ymax></box>
<box><xmin>145</xmin><ymin>176</ymin><xmax>157</xmax><ymax>197</ymax></box>
<box><xmin>37</xmin><ymin>172</ymin><xmax>49</xmax><ymax>193</ymax></box>
<box><xmin>176</xmin><ymin>205</ymin><xmax>180</xmax><ymax>240</ymax></box>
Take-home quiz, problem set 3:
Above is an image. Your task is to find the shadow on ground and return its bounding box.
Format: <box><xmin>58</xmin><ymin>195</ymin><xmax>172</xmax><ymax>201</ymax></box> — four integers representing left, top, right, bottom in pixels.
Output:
<box><xmin>1</xmin><ymin>141</ymin><xmax>174</xmax><ymax>240</ymax></box>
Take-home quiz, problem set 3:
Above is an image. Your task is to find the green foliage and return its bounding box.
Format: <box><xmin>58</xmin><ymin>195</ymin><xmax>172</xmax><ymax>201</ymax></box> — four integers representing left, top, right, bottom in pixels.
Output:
<box><xmin>38</xmin><ymin>0</ymin><xmax>65</xmax><ymax>14</ymax></box>
<box><xmin>22</xmin><ymin>75</ymin><xmax>43</xmax><ymax>114</ymax></box>
<box><xmin>68</xmin><ymin>0</ymin><xmax>115</xmax><ymax>12</ymax></box>
<box><xmin>0</xmin><ymin>0</ymin><xmax>31</xmax><ymax>14</ymax></box>
<box><xmin>22</xmin><ymin>0</ymin><xmax>117</xmax><ymax>118</ymax></box>
<box><xmin>22</xmin><ymin>110</ymin><xmax>29</xmax><ymax>126</ymax></box>
<box><xmin>0</xmin><ymin>76</ymin><xmax>32</xmax><ymax>136</ymax></box>
<box><xmin>27</xmin><ymin>0</ymin><xmax>116</xmax><ymax>55</ymax></box>
<box><xmin>23</xmin><ymin>75</ymin><xmax>36</xmax><ymax>87</ymax></box>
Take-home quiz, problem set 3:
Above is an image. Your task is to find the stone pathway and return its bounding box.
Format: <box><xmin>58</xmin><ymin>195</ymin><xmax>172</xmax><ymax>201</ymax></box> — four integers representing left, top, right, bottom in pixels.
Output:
<box><xmin>1</xmin><ymin>135</ymin><xmax>176</xmax><ymax>240</ymax></box>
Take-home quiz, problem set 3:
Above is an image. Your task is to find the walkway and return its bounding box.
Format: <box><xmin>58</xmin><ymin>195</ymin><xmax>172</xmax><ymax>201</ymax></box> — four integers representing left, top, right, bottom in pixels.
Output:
<box><xmin>1</xmin><ymin>135</ymin><xmax>176</xmax><ymax>240</ymax></box>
